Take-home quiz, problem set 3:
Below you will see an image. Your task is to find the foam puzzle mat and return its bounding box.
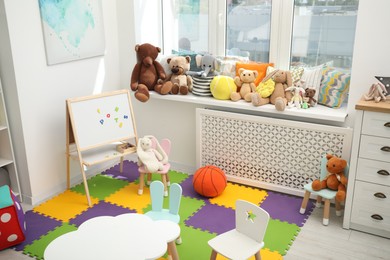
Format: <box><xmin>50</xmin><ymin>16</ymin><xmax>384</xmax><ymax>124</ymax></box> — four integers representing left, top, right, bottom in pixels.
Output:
<box><xmin>12</xmin><ymin>160</ymin><xmax>315</xmax><ymax>259</ymax></box>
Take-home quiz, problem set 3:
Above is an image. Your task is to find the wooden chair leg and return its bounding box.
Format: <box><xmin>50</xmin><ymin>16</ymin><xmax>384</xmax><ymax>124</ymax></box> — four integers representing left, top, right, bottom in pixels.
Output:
<box><xmin>300</xmin><ymin>190</ymin><xmax>311</xmax><ymax>214</ymax></box>
<box><xmin>138</xmin><ymin>173</ymin><xmax>145</xmax><ymax>195</ymax></box>
<box><xmin>335</xmin><ymin>200</ymin><xmax>342</xmax><ymax>216</ymax></box>
<box><xmin>147</xmin><ymin>173</ymin><xmax>152</xmax><ymax>185</ymax></box>
<box><xmin>167</xmin><ymin>241</ymin><xmax>179</xmax><ymax>260</ymax></box>
<box><xmin>166</xmin><ymin>172</ymin><xmax>171</xmax><ymax>186</ymax></box>
<box><xmin>119</xmin><ymin>156</ymin><xmax>124</xmax><ymax>173</ymax></box>
<box><xmin>316</xmin><ymin>195</ymin><xmax>323</xmax><ymax>208</ymax></box>
<box><xmin>210</xmin><ymin>249</ymin><xmax>218</xmax><ymax>260</ymax></box>
<box><xmin>255</xmin><ymin>250</ymin><xmax>262</xmax><ymax>260</ymax></box>
<box><xmin>323</xmin><ymin>199</ymin><xmax>330</xmax><ymax>225</ymax></box>
<box><xmin>162</xmin><ymin>174</ymin><xmax>168</xmax><ymax>197</ymax></box>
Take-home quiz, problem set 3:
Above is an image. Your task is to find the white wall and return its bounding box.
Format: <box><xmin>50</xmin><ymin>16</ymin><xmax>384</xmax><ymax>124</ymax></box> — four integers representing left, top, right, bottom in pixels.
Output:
<box><xmin>1</xmin><ymin>0</ymin><xmax>390</xmax><ymax>205</ymax></box>
<box><xmin>0</xmin><ymin>0</ymin><xmax>124</xmax><ymax>204</ymax></box>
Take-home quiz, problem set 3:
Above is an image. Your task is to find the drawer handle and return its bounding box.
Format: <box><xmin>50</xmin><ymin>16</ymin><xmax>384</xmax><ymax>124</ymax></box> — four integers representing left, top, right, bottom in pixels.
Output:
<box><xmin>374</xmin><ymin>192</ymin><xmax>387</xmax><ymax>199</ymax></box>
<box><xmin>371</xmin><ymin>214</ymin><xmax>383</xmax><ymax>221</ymax></box>
<box><xmin>380</xmin><ymin>146</ymin><xmax>390</xmax><ymax>152</ymax></box>
<box><xmin>377</xmin><ymin>170</ymin><xmax>390</xmax><ymax>176</ymax></box>
<box><xmin>385</xmin><ymin>122</ymin><xmax>390</xmax><ymax>127</ymax></box>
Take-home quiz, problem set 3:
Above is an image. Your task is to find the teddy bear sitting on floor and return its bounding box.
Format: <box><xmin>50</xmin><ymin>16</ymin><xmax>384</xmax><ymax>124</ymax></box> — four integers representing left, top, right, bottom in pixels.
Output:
<box><xmin>312</xmin><ymin>154</ymin><xmax>348</xmax><ymax>202</ymax></box>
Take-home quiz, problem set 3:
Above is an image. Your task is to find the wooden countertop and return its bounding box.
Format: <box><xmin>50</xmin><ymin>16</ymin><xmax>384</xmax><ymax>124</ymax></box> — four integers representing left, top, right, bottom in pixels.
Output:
<box><xmin>355</xmin><ymin>98</ymin><xmax>390</xmax><ymax>113</ymax></box>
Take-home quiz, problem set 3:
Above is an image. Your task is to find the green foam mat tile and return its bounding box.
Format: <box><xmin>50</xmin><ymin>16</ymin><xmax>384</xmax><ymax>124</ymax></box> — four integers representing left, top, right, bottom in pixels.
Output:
<box><xmin>264</xmin><ymin>219</ymin><xmax>300</xmax><ymax>255</ymax></box>
<box><xmin>23</xmin><ymin>223</ymin><xmax>77</xmax><ymax>260</ymax></box>
<box><xmin>71</xmin><ymin>174</ymin><xmax>128</xmax><ymax>200</ymax></box>
<box><xmin>176</xmin><ymin>225</ymin><xmax>216</xmax><ymax>260</ymax></box>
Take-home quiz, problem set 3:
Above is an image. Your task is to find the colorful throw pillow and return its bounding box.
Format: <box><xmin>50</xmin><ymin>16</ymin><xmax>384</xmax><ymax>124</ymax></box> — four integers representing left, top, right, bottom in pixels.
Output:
<box><xmin>235</xmin><ymin>62</ymin><xmax>274</xmax><ymax>86</ymax></box>
<box><xmin>318</xmin><ymin>66</ymin><xmax>351</xmax><ymax>108</ymax></box>
<box><xmin>290</xmin><ymin>67</ymin><xmax>304</xmax><ymax>83</ymax></box>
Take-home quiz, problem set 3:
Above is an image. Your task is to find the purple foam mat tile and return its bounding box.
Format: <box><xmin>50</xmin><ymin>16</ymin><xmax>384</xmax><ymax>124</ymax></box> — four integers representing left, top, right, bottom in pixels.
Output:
<box><xmin>14</xmin><ymin>210</ymin><xmax>62</xmax><ymax>251</ymax></box>
<box><xmin>69</xmin><ymin>201</ymin><xmax>136</xmax><ymax>227</ymax></box>
<box><xmin>185</xmin><ymin>203</ymin><xmax>235</xmax><ymax>235</ymax></box>
<box><xmin>102</xmin><ymin>160</ymin><xmax>139</xmax><ymax>182</ymax></box>
<box><xmin>260</xmin><ymin>190</ymin><xmax>315</xmax><ymax>227</ymax></box>
<box><xmin>180</xmin><ymin>175</ymin><xmax>210</xmax><ymax>203</ymax></box>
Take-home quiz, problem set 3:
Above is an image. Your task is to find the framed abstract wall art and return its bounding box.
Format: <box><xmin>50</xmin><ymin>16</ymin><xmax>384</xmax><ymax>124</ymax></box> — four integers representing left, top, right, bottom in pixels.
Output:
<box><xmin>38</xmin><ymin>0</ymin><xmax>105</xmax><ymax>65</ymax></box>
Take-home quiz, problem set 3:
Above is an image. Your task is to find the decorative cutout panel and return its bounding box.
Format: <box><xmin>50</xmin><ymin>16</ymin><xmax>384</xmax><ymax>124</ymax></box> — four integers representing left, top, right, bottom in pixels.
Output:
<box><xmin>196</xmin><ymin>109</ymin><xmax>352</xmax><ymax>193</ymax></box>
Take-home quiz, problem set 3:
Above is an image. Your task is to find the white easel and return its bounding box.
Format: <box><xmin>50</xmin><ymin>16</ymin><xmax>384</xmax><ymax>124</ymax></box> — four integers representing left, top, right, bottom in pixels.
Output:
<box><xmin>66</xmin><ymin>89</ymin><xmax>138</xmax><ymax>206</ymax></box>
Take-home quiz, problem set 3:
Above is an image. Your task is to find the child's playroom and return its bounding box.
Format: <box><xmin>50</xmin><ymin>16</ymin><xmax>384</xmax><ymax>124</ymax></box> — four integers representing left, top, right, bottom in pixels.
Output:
<box><xmin>0</xmin><ymin>0</ymin><xmax>389</xmax><ymax>259</ymax></box>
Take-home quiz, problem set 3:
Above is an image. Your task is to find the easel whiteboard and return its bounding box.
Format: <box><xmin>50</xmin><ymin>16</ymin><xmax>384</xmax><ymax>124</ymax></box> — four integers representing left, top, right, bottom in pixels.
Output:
<box><xmin>67</xmin><ymin>89</ymin><xmax>137</xmax><ymax>151</ymax></box>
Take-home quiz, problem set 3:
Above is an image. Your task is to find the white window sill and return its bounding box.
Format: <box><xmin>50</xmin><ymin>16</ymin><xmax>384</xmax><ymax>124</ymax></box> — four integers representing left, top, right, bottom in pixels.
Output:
<box><xmin>147</xmin><ymin>92</ymin><xmax>348</xmax><ymax>124</ymax></box>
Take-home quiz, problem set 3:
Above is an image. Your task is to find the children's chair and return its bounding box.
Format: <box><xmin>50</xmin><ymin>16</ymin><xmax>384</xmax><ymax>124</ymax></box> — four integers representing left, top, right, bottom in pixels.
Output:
<box><xmin>299</xmin><ymin>155</ymin><xmax>349</xmax><ymax>225</ymax></box>
<box><xmin>145</xmin><ymin>181</ymin><xmax>183</xmax><ymax>244</ymax></box>
<box><xmin>138</xmin><ymin>138</ymin><xmax>171</xmax><ymax>196</ymax></box>
<box><xmin>208</xmin><ymin>200</ymin><xmax>270</xmax><ymax>260</ymax></box>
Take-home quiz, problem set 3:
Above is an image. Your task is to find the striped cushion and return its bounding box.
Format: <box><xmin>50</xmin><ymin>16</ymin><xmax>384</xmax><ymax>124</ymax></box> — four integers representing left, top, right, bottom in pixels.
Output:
<box><xmin>300</xmin><ymin>65</ymin><xmax>324</xmax><ymax>101</ymax></box>
<box><xmin>319</xmin><ymin>67</ymin><xmax>350</xmax><ymax>108</ymax></box>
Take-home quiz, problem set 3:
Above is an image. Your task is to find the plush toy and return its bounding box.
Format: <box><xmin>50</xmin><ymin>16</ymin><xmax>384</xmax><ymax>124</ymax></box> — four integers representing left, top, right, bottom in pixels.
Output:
<box><xmin>230</xmin><ymin>68</ymin><xmax>258</xmax><ymax>102</ymax></box>
<box><xmin>210</xmin><ymin>76</ymin><xmax>237</xmax><ymax>100</ymax></box>
<box><xmin>255</xmin><ymin>77</ymin><xmax>275</xmax><ymax>98</ymax></box>
<box><xmin>251</xmin><ymin>69</ymin><xmax>293</xmax><ymax>111</ymax></box>
<box><xmin>137</xmin><ymin>136</ymin><xmax>168</xmax><ymax>173</ymax></box>
<box><xmin>312</xmin><ymin>154</ymin><xmax>348</xmax><ymax>202</ymax></box>
<box><xmin>363</xmin><ymin>82</ymin><xmax>389</xmax><ymax>102</ymax></box>
<box><xmin>285</xmin><ymin>85</ymin><xmax>305</xmax><ymax>109</ymax></box>
<box><xmin>195</xmin><ymin>54</ymin><xmax>219</xmax><ymax>78</ymax></box>
<box><xmin>304</xmin><ymin>88</ymin><xmax>317</xmax><ymax>107</ymax></box>
<box><xmin>130</xmin><ymin>43</ymin><xmax>167</xmax><ymax>102</ymax></box>
<box><xmin>158</xmin><ymin>56</ymin><xmax>193</xmax><ymax>95</ymax></box>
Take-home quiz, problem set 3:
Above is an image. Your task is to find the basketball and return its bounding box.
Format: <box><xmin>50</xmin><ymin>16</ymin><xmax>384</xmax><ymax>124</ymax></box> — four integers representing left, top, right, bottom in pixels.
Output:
<box><xmin>193</xmin><ymin>166</ymin><xmax>227</xmax><ymax>197</ymax></box>
<box><xmin>210</xmin><ymin>76</ymin><xmax>236</xmax><ymax>100</ymax></box>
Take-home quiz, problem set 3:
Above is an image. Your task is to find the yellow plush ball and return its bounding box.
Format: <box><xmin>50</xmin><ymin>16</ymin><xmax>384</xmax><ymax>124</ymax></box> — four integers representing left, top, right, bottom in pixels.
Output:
<box><xmin>210</xmin><ymin>76</ymin><xmax>237</xmax><ymax>100</ymax></box>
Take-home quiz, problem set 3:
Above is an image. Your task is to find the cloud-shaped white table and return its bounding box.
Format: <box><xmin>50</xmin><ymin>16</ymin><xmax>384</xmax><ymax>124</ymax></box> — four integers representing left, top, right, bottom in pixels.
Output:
<box><xmin>44</xmin><ymin>213</ymin><xmax>180</xmax><ymax>260</ymax></box>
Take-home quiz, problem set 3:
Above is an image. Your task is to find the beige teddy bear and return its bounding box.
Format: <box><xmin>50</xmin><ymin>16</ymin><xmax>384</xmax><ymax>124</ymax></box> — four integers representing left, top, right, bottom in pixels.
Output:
<box><xmin>251</xmin><ymin>69</ymin><xmax>293</xmax><ymax>111</ymax></box>
<box><xmin>157</xmin><ymin>56</ymin><xmax>193</xmax><ymax>95</ymax></box>
<box><xmin>230</xmin><ymin>68</ymin><xmax>258</xmax><ymax>102</ymax></box>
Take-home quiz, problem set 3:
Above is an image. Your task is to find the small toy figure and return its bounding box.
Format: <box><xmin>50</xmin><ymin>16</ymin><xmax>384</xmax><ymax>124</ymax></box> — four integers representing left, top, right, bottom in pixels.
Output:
<box><xmin>363</xmin><ymin>82</ymin><xmax>389</xmax><ymax>102</ymax></box>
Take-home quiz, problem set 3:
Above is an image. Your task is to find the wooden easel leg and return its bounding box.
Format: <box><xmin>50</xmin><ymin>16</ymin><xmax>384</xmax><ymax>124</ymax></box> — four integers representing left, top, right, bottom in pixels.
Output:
<box><xmin>80</xmin><ymin>167</ymin><xmax>92</xmax><ymax>206</ymax></box>
<box><xmin>119</xmin><ymin>156</ymin><xmax>124</xmax><ymax>173</ymax></box>
<box><xmin>66</xmin><ymin>154</ymin><xmax>70</xmax><ymax>190</ymax></box>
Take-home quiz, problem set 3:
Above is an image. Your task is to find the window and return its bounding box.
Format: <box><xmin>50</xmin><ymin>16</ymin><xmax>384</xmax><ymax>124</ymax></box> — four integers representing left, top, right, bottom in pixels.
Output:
<box><xmin>137</xmin><ymin>0</ymin><xmax>358</xmax><ymax>70</ymax></box>
<box><xmin>291</xmin><ymin>0</ymin><xmax>359</xmax><ymax>69</ymax></box>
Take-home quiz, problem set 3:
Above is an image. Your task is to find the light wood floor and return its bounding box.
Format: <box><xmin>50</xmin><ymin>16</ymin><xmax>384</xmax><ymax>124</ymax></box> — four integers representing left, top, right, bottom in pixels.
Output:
<box><xmin>1</xmin><ymin>204</ymin><xmax>389</xmax><ymax>259</ymax></box>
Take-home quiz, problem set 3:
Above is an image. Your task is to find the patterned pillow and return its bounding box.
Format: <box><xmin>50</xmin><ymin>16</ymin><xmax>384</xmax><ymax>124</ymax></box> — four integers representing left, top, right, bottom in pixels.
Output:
<box><xmin>300</xmin><ymin>64</ymin><xmax>324</xmax><ymax>101</ymax></box>
<box><xmin>319</xmin><ymin>66</ymin><xmax>351</xmax><ymax>108</ymax></box>
<box><xmin>290</xmin><ymin>67</ymin><xmax>304</xmax><ymax>83</ymax></box>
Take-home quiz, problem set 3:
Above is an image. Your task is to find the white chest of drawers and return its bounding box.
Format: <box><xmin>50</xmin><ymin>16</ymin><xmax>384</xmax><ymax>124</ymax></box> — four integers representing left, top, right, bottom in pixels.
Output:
<box><xmin>344</xmin><ymin>100</ymin><xmax>390</xmax><ymax>238</ymax></box>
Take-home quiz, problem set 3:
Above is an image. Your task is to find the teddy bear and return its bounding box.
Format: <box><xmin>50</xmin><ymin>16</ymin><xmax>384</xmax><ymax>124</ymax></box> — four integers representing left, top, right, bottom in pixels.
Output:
<box><xmin>230</xmin><ymin>68</ymin><xmax>258</xmax><ymax>102</ymax></box>
<box><xmin>158</xmin><ymin>56</ymin><xmax>193</xmax><ymax>95</ymax></box>
<box><xmin>312</xmin><ymin>154</ymin><xmax>348</xmax><ymax>202</ymax></box>
<box><xmin>251</xmin><ymin>69</ymin><xmax>293</xmax><ymax>111</ymax></box>
<box><xmin>130</xmin><ymin>43</ymin><xmax>168</xmax><ymax>102</ymax></box>
<box><xmin>304</xmin><ymin>88</ymin><xmax>317</xmax><ymax>107</ymax></box>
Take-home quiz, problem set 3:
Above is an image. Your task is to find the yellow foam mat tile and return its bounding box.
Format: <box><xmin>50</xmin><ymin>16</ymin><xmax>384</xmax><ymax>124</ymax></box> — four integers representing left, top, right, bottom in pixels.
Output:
<box><xmin>216</xmin><ymin>248</ymin><xmax>283</xmax><ymax>260</ymax></box>
<box><xmin>33</xmin><ymin>190</ymin><xmax>99</xmax><ymax>222</ymax></box>
<box><xmin>105</xmin><ymin>182</ymin><xmax>151</xmax><ymax>213</ymax></box>
<box><xmin>209</xmin><ymin>182</ymin><xmax>267</xmax><ymax>209</ymax></box>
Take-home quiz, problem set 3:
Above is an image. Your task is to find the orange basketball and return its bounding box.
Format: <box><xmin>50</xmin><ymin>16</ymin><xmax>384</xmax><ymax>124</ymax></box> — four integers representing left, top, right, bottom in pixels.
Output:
<box><xmin>193</xmin><ymin>166</ymin><xmax>227</xmax><ymax>197</ymax></box>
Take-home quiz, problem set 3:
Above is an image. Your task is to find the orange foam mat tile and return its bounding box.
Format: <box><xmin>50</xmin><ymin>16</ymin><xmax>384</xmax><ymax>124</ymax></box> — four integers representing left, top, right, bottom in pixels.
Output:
<box><xmin>105</xmin><ymin>182</ymin><xmax>152</xmax><ymax>213</ymax></box>
<box><xmin>33</xmin><ymin>190</ymin><xmax>99</xmax><ymax>222</ymax></box>
<box><xmin>209</xmin><ymin>182</ymin><xmax>268</xmax><ymax>209</ymax></box>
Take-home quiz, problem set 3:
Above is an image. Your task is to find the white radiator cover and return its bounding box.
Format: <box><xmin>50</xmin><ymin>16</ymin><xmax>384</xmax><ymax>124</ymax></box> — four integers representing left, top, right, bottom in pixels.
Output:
<box><xmin>196</xmin><ymin>108</ymin><xmax>353</xmax><ymax>196</ymax></box>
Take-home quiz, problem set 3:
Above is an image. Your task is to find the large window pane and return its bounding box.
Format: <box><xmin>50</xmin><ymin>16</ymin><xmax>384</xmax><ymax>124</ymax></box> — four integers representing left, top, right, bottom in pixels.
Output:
<box><xmin>291</xmin><ymin>0</ymin><xmax>359</xmax><ymax>69</ymax></box>
<box><xmin>226</xmin><ymin>0</ymin><xmax>272</xmax><ymax>62</ymax></box>
<box><xmin>166</xmin><ymin>0</ymin><xmax>209</xmax><ymax>53</ymax></box>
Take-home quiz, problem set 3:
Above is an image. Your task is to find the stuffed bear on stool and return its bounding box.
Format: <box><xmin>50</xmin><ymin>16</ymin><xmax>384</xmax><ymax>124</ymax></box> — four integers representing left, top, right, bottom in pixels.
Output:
<box><xmin>312</xmin><ymin>154</ymin><xmax>348</xmax><ymax>202</ymax></box>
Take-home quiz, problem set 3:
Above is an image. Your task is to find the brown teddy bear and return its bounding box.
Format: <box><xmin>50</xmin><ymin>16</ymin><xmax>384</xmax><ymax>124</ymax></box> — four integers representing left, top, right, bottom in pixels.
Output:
<box><xmin>230</xmin><ymin>68</ymin><xmax>258</xmax><ymax>102</ymax></box>
<box><xmin>130</xmin><ymin>43</ymin><xmax>168</xmax><ymax>102</ymax></box>
<box><xmin>158</xmin><ymin>56</ymin><xmax>193</xmax><ymax>95</ymax></box>
<box><xmin>251</xmin><ymin>69</ymin><xmax>293</xmax><ymax>111</ymax></box>
<box><xmin>304</xmin><ymin>88</ymin><xmax>317</xmax><ymax>107</ymax></box>
<box><xmin>312</xmin><ymin>154</ymin><xmax>348</xmax><ymax>202</ymax></box>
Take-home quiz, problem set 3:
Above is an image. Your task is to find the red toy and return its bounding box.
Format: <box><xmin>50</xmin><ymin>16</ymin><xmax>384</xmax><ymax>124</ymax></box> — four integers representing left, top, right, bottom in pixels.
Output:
<box><xmin>0</xmin><ymin>185</ymin><xmax>26</xmax><ymax>250</ymax></box>
<box><xmin>193</xmin><ymin>166</ymin><xmax>227</xmax><ymax>197</ymax></box>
